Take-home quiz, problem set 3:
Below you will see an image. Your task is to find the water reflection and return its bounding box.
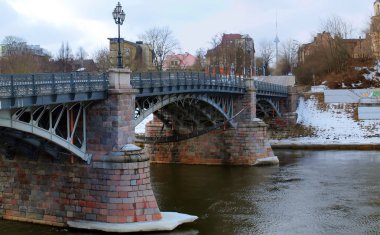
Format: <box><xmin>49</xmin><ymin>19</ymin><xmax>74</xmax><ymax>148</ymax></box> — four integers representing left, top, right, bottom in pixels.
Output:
<box><xmin>1</xmin><ymin>150</ymin><xmax>380</xmax><ymax>234</ymax></box>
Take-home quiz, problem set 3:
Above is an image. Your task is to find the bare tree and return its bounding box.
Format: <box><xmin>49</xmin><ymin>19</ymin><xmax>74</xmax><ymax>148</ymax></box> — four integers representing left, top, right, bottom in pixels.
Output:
<box><xmin>209</xmin><ymin>33</ymin><xmax>222</xmax><ymax>48</ymax></box>
<box><xmin>76</xmin><ymin>47</ymin><xmax>88</xmax><ymax>67</ymax></box>
<box><xmin>93</xmin><ymin>47</ymin><xmax>111</xmax><ymax>73</ymax></box>
<box><xmin>206</xmin><ymin>33</ymin><xmax>222</xmax><ymax>72</ymax></box>
<box><xmin>1</xmin><ymin>36</ymin><xmax>28</xmax><ymax>56</ymax></box>
<box><xmin>139</xmin><ymin>26</ymin><xmax>179</xmax><ymax>71</ymax></box>
<box><xmin>320</xmin><ymin>14</ymin><xmax>353</xmax><ymax>39</ymax></box>
<box><xmin>193</xmin><ymin>48</ymin><xmax>206</xmax><ymax>71</ymax></box>
<box><xmin>206</xmin><ymin>33</ymin><xmax>254</xmax><ymax>76</ymax></box>
<box><xmin>258</xmin><ymin>40</ymin><xmax>275</xmax><ymax>75</ymax></box>
<box><xmin>0</xmin><ymin>36</ymin><xmax>51</xmax><ymax>74</ymax></box>
<box><xmin>57</xmin><ymin>42</ymin><xmax>74</xmax><ymax>72</ymax></box>
<box><xmin>276</xmin><ymin>39</ymin><xmax>299</xmax><ymax>75</ymax></box>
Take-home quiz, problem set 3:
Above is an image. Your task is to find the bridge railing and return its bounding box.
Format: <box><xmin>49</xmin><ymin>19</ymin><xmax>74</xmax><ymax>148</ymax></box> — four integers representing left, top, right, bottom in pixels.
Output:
<box><xmin>254</xmin><ymin>80</ymin><xmax>288</xmax><ymax>96</ymax></box>
<box><xmin>0</xmin><ymin>73</ymin><xmax>108</xmax><ymax>98</ymax></box>
<box><xmin>130</xmin><ymin>71</ymin><xmax>244</xmax><ymax>92</ymax></box>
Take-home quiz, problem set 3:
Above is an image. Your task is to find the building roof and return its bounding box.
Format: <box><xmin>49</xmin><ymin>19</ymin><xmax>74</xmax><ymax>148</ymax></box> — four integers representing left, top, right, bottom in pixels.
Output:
<box><xmin>222</xmin><ymin>34</ymin><xmax>242</xmax><ymax>42</ymax></box>
<box><xmin>108</xmin><ymin>38</ymin><xmax>127</xmax><ymax>43</ymax></box>
<box><xmin>163</xmin><ymin>52</ymin><xmax>197</xmax><ymax>70</ymax></box>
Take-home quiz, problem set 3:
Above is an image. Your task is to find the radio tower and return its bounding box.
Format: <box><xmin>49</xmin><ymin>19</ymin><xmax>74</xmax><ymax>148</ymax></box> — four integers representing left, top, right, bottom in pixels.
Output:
<box><xmin>274</xmin><ymin>12</ymin><xmax>280</xmax><ymax>66</ymax></box>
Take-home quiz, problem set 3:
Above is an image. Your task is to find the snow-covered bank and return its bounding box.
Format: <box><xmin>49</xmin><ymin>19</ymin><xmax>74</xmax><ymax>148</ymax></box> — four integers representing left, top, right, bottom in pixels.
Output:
<box><xmin>271</xmin><ymin>95</ymin><xmax>380</xmax><ymax>146</ymax></box>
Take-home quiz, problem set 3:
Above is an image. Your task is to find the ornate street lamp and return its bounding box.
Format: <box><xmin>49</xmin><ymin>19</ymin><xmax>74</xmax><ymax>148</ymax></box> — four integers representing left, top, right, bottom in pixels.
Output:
<box><xmin>112</xmin><ymin>2</ymin><xmax>126</xmax><ymax>68</ymax></box>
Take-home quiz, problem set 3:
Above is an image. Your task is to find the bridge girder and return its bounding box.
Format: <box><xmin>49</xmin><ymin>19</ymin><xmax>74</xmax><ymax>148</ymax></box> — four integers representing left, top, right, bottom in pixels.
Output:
<box><xmin>135</xmin><ymin>93</ymin><xmax>237</xmax><ymax>130</ymax></box>
<box><xmin>0</xmin><ymin>102</ymin><xmax>91</xmax><ymax>163</ymax></box>
<box><xmin>256</xmin><ymin>97</ymin><xmax>282</xmax><ymax>118</ymax></box>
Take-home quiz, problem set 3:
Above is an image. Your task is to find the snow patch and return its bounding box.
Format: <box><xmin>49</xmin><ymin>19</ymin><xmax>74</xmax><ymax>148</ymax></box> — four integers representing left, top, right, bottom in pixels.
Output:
<box><xmin>293</xmin><ymin>96</ymin><xmax>380</xmax><ymax>144</ymax></box>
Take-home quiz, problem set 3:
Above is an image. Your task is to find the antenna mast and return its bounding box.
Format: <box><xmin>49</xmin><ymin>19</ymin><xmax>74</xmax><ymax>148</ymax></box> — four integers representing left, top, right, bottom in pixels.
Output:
<box><xmin>274</xmin><ymin>11</ymin><xmax>280</xmax><ymax>66</ymax></box>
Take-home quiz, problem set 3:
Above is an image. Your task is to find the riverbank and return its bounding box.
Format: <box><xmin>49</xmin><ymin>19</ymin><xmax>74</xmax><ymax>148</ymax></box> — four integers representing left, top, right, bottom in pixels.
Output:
<box><xmin>268</xmin><ymin>92</ymin><xmax>380</xmax><ymax>150</ymax></box>
<box><xmin>270</xmin><ymin>139</ymin><xmax>380</xmax><ymax>150</ymax></box>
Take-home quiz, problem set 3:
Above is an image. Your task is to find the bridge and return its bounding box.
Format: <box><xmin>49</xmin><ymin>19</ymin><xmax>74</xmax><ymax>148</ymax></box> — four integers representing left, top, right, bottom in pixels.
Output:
<box><xmin>0</xmin><ymin>71</ymin><xmax>290</xmax><ymax>161</ymax></box>
<box><xmin>0</xmin><ymin>68</ymin><xmax>297</xmax><ymax>231</ymax></box>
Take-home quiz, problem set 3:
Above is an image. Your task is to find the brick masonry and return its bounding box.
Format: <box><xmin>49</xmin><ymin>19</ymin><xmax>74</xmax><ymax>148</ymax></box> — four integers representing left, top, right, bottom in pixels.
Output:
<box><xmin>145</xmin><ymin>118</ymin><xmax>274</xmax><ymax>165</ymax></box>
<box><xmin>0</xmin><ymin>149</ymin><xmax>161</xmax><ymax>226</ymax></box>
<box><xmin>86</xmin><ymin>88</ymin><xmax>137</xmax><ymax>157</ymax></box>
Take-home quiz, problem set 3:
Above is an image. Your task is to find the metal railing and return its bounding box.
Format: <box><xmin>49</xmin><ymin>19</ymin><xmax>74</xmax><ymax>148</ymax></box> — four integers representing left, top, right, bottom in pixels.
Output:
<box><xmin>130</xmin><ymin>72</ymin><xmax>245</xmax><ymax>94</ymax></box>
<box><xmin>254</xmin><ymin>80</ymin><xmax>288</xmax><ymax>97</ymax></box>
<box><xmin>0</xmin><ymin>72</ymin><xmax>289</xmax><ymax>100</ymax></box>
<box><xmin>131</xmin><ymin>72</ymin><xmax>288</xmax><ymax>97</ymax></box>
<box><xmin>0</xmin><ymin>73</ymin><xmax>108</xmax><ymax>98</ymax></box>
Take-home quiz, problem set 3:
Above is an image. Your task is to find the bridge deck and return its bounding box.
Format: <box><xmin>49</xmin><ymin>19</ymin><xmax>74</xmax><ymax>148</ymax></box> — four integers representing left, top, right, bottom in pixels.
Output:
<box><xmin>0</xmin><ymin>72</ymin><xmax>288</xmax><ymax>110</ymax></box>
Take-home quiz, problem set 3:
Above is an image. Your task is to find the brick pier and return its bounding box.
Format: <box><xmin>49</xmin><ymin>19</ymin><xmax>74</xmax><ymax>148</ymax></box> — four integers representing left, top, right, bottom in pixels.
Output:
<box><xmin>0</xmin><ymin>147</ymin><xmax>160</xmax><ymax>226</ymax></box>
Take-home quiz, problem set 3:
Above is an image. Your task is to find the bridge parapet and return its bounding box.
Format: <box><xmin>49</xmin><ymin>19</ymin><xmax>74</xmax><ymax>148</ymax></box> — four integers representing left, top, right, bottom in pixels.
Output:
<box><xmin>0</xmin><ymin>73</ymin><xmax>108</xmax><ymax>109</ymax></box>
<box><xmin>131</xmin><ymin>71</ymin><xmax>245</xmax><ymax>96</ymax></box>
<box><xmin>254</xmin><ymin>80</ymin><xmax>288</xmax><ymax>97</ymax></box>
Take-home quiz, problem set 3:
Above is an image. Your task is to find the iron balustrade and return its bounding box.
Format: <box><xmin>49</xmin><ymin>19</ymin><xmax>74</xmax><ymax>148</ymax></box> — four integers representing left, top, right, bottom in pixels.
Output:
<box><xmin>0</xmin><ymin>72</ymin><xmax>288</xmax><ymax>102</ymax></box>
<box><xmin>131</xmin><ymin>72</ymin><xmax>246</xmax><ymax>96</ymax></box>
<box><xmin>131</xmin><ymin>72</ymin><xmax>288</xmax><ymax>97</ymax></box>
<box><xmin>254</xmin><ymin>80</ymin><xmax>288</xmax><ymax>97</ymax></box>
<box><xmin>0</xmin><ymin>73</ymin><xmax>108</xmax><ymax>98</ymax></box>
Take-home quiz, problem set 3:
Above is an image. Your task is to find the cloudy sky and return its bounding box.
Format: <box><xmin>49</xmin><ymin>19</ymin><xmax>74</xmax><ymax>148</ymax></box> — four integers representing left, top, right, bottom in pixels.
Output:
<box><xmin>0</xmin><ymin>0</ymin><xmax>375</xmax><ymax>58</ymax></box>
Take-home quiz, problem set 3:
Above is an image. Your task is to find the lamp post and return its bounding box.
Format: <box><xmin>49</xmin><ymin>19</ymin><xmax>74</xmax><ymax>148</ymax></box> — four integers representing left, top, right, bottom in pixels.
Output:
<box><xmin>112</xmin><ymin>2</ymin><xmax>126</xmax><ymax>68</ymax></box>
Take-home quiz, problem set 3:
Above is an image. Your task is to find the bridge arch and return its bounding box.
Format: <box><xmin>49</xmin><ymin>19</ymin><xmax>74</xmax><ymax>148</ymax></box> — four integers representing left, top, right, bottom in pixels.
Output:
<box><xmin>256</xmin><ymin>98</ymin><xmax>281</xmax><ymax>118</ymax></box>
<box><xmin>0</xmin><ymin>102</ymin><xmax>91</xmax><ymax>163</ymax></box>
<box><xmin>135</xmin><ymin>93</ymin><xmax>237</xmax><ymax>130</ymax></box>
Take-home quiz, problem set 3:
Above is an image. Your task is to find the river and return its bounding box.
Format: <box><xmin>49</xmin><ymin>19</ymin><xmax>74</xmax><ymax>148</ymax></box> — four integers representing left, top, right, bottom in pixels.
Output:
<box><xmin>1</xmin><ymin>150</ymin><xmax>380</xmax><ymax>234</ymax></box>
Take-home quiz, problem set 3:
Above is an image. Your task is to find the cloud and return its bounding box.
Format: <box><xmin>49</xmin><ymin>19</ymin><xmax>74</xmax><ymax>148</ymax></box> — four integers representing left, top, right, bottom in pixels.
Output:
<box><xmin>0</xmin><ymin>0</ymin><xmax>376</xmax><ymax>57</ymax></box>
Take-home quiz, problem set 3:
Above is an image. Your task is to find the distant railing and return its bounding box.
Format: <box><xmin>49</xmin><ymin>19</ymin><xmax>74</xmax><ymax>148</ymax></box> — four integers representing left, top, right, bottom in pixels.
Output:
<box><xmin>130</xmin><ymin>72</ymin><xmax>288</xmax><ymax>97</ymax></box>
<box><xmin>0</xmin><ymin>73</ymin><xmax>108</xmax><ymax>98</ymax></box>
<box><xmin>130</xmin><ymin>71</ymin><xmax>245</xmax><ymax>92</ymax></box>
<box><xmin>254</xmin><ymin>80</ymin><xmax>288</xmax><ymax>96</ymax></box>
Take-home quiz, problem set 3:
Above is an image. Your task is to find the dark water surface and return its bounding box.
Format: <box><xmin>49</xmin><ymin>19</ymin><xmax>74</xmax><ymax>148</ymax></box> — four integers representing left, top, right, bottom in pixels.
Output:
<box><xmin>1</xmin><ymin>150</ymin><xmax>380</xmax><ymax>235</ymax></box>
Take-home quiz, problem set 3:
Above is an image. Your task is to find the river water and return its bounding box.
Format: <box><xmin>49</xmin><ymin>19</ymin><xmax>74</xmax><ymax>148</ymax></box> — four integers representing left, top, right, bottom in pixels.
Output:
<box><xmin>1</xmin><ymin>150</ymin><xmax>380</xmax><ymax>235</ymax></box>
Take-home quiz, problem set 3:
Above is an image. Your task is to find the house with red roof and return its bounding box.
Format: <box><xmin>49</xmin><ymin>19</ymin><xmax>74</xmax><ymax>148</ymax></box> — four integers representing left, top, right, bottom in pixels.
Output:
<box><xmin>163</xmin><ymin>52</ymin><xmax>198</xmax><ymax>71</ymax></box>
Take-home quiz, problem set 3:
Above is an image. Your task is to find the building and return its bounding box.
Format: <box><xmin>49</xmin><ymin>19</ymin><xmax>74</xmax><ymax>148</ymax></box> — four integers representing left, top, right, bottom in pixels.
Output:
<box><xmin>0</xmin><ymin>43</ymin><xmax>49</xmax><ymax>58</ymax></box>
<box><xmin>299</xmin><ymin>1</ymin><xmax>380</xmax><ymax>63</ymax></box>
<box><xmin>0</xmin><ymin>44</ymin><xmax>6</xmax><ymax>57</ymax></box>
<box><xmin>162</xmin><ymin>52</ymin><xmax>197</xmax><ymax>71</ymax></box>
<box><xmin>371</xmin><ymin>0</ymin><xmax>380</xmax><ymax>58</ymax></box>
<box><xmin>298</xmin><ymin>32</ymin><xmax>372</xmax><ymax>63</ymax></box>
<box><xmin>108</xmin><ymin>38</ymin><xmax>154</xmax><ymax>71</ymax></box>
<box><xmin>205</xmin><ymin>33</ymin><xmax>255</xmax><ymax>76</ymax></box>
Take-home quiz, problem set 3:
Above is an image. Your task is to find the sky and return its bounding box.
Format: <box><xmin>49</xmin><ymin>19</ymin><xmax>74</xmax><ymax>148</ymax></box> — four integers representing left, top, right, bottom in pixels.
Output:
<box><xmin>0</xmin><ymin>0</ymin><xmax>376</xmax><ymax>58</ymax></box>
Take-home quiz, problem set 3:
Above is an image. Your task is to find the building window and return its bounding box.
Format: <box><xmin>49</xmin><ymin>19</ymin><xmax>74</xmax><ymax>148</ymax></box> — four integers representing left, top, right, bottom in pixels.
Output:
<box><xmin>125</xmin><ymin>48</ymin><xmax>130</xmax><ymax>58</ymax></box>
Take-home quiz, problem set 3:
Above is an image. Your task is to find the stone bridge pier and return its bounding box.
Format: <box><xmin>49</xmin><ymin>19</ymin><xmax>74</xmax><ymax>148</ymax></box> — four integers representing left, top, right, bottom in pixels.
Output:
<box><xmin>0</xmin><ymin>69</ymin><xmax>196</xmax><ymax>233</ymax></box>
<box><xmin>282</xmin><ymin>86</ymin><xmax>299</xmax><ymax>125</ymax></box>
<box><xmin>145</xmin><ymin>78</ymin><xmax>278</xmax><ymax>166</ymax></box>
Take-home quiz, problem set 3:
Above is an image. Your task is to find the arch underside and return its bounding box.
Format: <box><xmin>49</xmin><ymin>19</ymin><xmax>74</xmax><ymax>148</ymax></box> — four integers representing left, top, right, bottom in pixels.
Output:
<box><xmin>256</xmin><ymin>97</ymin><xmax>282</xmax><ymax>118</ymax></box>
<box><xmin>135</xmin><ymin>93</ymin><xmax>238</xmax><ymax>142</ymax></box>
<box><xmin>0</xmin><ymin>102</ymin><xmax>91</xmax><ymax>163</ymax></box>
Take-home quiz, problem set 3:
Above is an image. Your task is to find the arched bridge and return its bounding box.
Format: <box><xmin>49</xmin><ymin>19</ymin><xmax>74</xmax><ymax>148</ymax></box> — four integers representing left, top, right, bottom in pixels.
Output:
<box><xmin>131</xmin><ymin>71</ymin><xmax>288</xmax><ymax>142</ymax></box>
<box><xmin>0</xmin><ymin>71</ymin><xmax>289</xmax><ymax>162</ymax></box>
